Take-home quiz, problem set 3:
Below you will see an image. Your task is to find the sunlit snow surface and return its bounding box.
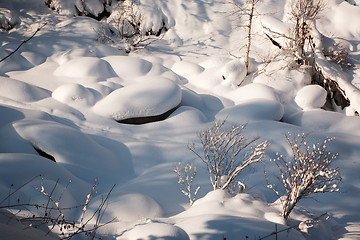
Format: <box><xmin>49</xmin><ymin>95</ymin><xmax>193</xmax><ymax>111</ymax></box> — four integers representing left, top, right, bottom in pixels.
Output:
<box><xmin>0</xmin><ymin>0</ymin><xmax>360</xmax><ymax>239</ymax></box>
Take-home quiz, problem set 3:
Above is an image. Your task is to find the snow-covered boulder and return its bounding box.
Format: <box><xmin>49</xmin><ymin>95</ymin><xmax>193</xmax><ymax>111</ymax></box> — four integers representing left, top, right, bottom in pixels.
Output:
<box><xmin>103</xmin><ymin>56</ymin><xmax>152</xmax><ymax>80</ymax></box>
<box><xmin>53</xmin><ymin>57</ymin><xmax>116</xmax><ymax>79</ymax></box>
<box><xmin>171</xmin><ymin>60</ymin><xmax>205</xmax><ymax>78</ymax></box>
<box><xmin>228</xmin><ymin>83</ymin><xmax>280</xmax><ymax>104</ymax></box>
<box><xmin>52</xmin><ymin>83</ymin><xmax>98</xmax><ymax>106</ymax></box>
<box><xmin>216</xmin><ymin>99</ymin><xmax>284</xmax><ymax>122</ymax></box>
<box><xmin>295</xmin><ymin>85</ymin><xmax>327</xmax><ymax>110</ymax></box>
<box><xmin>92</xmin><ymin>78</ymin><xmax>182</xmax><ymax>122</ymax></box>
<box><xmin>220</xmin><ymin>59</ymin><xmax>247</xmax><ymax>86</ymax></box>
<box><xmin>0</xmin><ymin>77</ymin><xmax>50</xmax><ymax>102</ymax></box>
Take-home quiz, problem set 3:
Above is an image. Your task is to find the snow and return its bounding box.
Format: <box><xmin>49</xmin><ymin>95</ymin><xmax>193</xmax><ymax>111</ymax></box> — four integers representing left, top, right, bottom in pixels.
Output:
<box><xmin>92</xmin><ymin>78</ymin><xmax>182</xmax><ymax>121</ymax></box>
<box><xmin>295</xmin><ymin>85</ymin><xmax>327</xmax><ymax>110</ymax></box>
<box><xmin>53</xmin><ymin>57</ymin><xmax>117</xmax><ymax>79</ymax></box>
<box><xmin>0</xmin><ymin>0</ymin><xmax>360</xmax><ymax>239</ymax></box>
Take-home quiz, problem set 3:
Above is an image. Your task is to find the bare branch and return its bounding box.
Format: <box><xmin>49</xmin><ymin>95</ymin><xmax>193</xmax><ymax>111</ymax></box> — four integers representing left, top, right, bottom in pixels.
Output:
<box><xmin>189</xmin><ymin>119</ymin><xmax>268</xmax><ymax>193</ymax></box>
<box><xmin>267</xmin><ymin>132</ymin><xmax>341</xmax><ymax>219</ymax></box>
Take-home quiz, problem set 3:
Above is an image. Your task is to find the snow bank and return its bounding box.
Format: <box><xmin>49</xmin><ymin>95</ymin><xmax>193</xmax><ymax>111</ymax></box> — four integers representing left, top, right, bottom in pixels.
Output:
<box><xmin>90</xmin><ymin>193</ymin><xmax>163</xmax><ymax>224</ymax></box>
<box><xmin>13</xmin><ymin>119</ymin><xmax>134</xmax><ymax>183</ymax></box>
<box><xmin>174</xmin><ymin>190</ymin><xmax>304</xmax><ymax>240</ymax></box>
<box><xmin>0</xmin><ymin>77</ymin><xmax>50</xmax><ymax>102</ymax></box>
<box><xmin>92</xmin><ymin>78</ymin><xmax>182</xmax><ymax>121</ymax></box>
<box><xmin>295</xmin><ymin>85</ymin><xmax>327</xmax><ymax>110</ymax></box>
<box><xmin>119</xmin><ymin>222</ymin><xmax>190</xmax><ymax>240</ymax></box>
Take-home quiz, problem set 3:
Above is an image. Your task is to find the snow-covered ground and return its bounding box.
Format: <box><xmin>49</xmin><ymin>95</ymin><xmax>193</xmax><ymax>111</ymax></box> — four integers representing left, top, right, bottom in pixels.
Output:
<box><xmin>0</xmin><ymin>0</ymin><xmax>360</xmax><ymax>239</ymax></box>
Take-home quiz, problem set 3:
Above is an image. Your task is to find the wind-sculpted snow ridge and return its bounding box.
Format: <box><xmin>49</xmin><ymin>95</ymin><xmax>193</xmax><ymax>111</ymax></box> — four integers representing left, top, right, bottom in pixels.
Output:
<box><xmin>0</xmin><ymin>0</ymin><xmax>360</xmax><ymax>239</ymax></box>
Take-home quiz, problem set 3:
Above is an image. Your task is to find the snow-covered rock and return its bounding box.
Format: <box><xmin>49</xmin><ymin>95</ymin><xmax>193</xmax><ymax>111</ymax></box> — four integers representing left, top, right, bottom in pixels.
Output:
<box><xmin>295</xmin><ymin>85</ymin><xmax>327</xmax><ymax>110</ymax></box>
<box><xmin>53</xmin><ymin>57</ymin><xmax>116</xmax><ymax>79</ymax></box>
<box><xmin>103</xmin><ymin>56</ymin><xmax>152</xmax><ymax>80</ymax></box>
<box><xmin>220</xmin><ymin>59</ymin><xmax>247</xmax><ymax>86</ymax></box>
<box><xmin>52</xmin><ymin>83</ymin><xmax>98</xmax><ymax>106</ymax></box>
<box><xmin>171</xmin><ymin>61</ymin><xmax>205</xmax><ymax>78</ymax></box>
<box><xmin>228</xmin><ymin>83</ymin><xmax>280</xmax><ymax>103</ymax></box>
<box><xmin>92</xmin><ymin>78</ymin><xmax>182</xmax><ymax>121</ymax></box>
<box><xmin>216</xmin><ymin>99</ymin><xmax>284</xmax><ymax>122</ymax></box>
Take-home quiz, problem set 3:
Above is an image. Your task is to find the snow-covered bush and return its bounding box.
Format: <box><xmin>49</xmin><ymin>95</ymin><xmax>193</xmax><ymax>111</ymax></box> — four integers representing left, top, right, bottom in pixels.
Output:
<box><xmin>0</xmin><ymin>8</ymin><xmax>21</xmax><ymax>31</ymax></box>
<box><xmin>189</xmin><ymin>120</ymin><xmax>269</xmax><ymax>194</ymax></box>
<box><xmin>287</xmin><ymin>0</ymin><xmax>326</xmax><ymax>60</ymax></box>
<box><xmin>0</xmin><ymin>177</ymin><xmax>115</xmax><ymax>239</ymax></box>
<box><xmin>322</xmin><ymin>41</ymin><xmax>353</xmax><ymax>70</ymax></box>
<box><xmin>174</xmin><ymin>163</ymin><xmax>200</xmax><ymax>206</ymax></box>
<box><xmin>98</xmin><ymin>0</ymin><xmax>167</xmax><ymax>52</ymax></box>
<box><xmin>45</xmin><ymin>0</ymin><xmax>114</xmax><ymax>19</ymax></box>
<box><xmin>266</xmin><ymin>132</ymin><xmax>341</xmax><ymax>220</ymax></box>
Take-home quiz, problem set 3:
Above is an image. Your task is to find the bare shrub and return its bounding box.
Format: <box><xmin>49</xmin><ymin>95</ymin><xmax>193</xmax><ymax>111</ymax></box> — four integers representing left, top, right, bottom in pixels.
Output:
<box><xmin>266</xmin><ymin>132</ymin><xmax>341</xmax><ymax>219</ymax></box>
<box><xmin>189</xmin><ymin>120</ymin><xmax>269</xmax><ymax>193</ymax></box>
<box><xmin>174</xmin><ymin>163</ymin><xmax>200</xmax><ymax>206</ymax></box>
<box><xmin>288</xmin><ymin>0</ymin><xmax>326</xmax><ymax>60</ymax></box>
<box><xmin>323</xmin><ymin>41</ymin><xmax>353</xmax><ymax>70</ymax></box>
<box><xmin>0</xmin><ymin>176</ymin><xmax>115</xmax><ymax>239</ymax></box>
<box><xmin>97</xmin><ymin>0</ymin><xmax>166</xmax><ymax>52</ymax></box>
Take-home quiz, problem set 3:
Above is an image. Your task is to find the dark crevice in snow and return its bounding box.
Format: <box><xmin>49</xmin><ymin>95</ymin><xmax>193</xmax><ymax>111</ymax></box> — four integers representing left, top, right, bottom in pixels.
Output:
<box><xmin>311</xmin><ymin>66</ymin><xmax>350</xmax><ymax>110</ymax></box>
<box><xmin>117</xmin><ymin>106</ymin><xmax>179</xmax><ymax>125</ymax></box>
<box><xmin>33</xmin><ymin>147</ymin><xmax>56</xmax><ymax>162</ymax></box>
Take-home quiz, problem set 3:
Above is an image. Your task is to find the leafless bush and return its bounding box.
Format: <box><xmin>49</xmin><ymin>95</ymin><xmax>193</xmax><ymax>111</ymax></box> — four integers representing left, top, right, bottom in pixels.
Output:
<box><xmin>288</xmin><ymin>0</ymin><xmax>326</xmax><ymax>60</ymax></box>
<box><xmin>266</xmin><ymin>132</ymin><xmax>341</xmax><ymax>219</ymax></box>
<box><xmin>323</xmin><ymin>42</ymin><xmax>353</xmax><ymax>70</ymax></box>
<box><xmin>174</xmin><ymin>163</ymin><xmax>200</xmax><ymax>206</ymax></box>
<box><xmin>0</xmin><ymin>176</ymin><xmax>115</xmax><ymax>239</ymax></box>
<box><xmin>97</xmin><ymin>0</ymin><xmax>166</xmax><ymax>52</ymax></box>
<box><xmin>189</xmin><ymin>120</ymin><xmax>269</xmax><ymax>194</ymax></box>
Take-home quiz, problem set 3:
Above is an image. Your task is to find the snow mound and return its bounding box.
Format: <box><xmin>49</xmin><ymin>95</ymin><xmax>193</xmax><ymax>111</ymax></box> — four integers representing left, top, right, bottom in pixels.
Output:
<box><xmin>13</xmin><ymin>119</ymin><xmax>134</xmax><ymax>183</ymax></box>
<box><xmin>216</xmin><ymin>99</ymin><xmax>284</xmax><ymax>122</ymax></box>
<box><xmin>93</xmin><ymin>193</ymin><xmax>163</xmax><ymax>223</ymax></box>
<box><xmin>167</xmin><ymin>106</ymin><xmax>208</xmax><ymax>124</ymax></box>
<box><xmin>92</xmin><ymin>78</ymin><xmax>182</xmax><ymax>121</ymax></box>
<box><xmin>221</xmin><ymin>59</ymin><xmax>247</xmax><ymax>86</ymax></box>
<box><xmin>103</xmin><ymin>56</ymin><xmax>152</xmax><ymax>80</ymax></box>
<box><xmin>52</xmin><ymin>83</ymin><xmax>98</xmax><ymax>106</ymax></box>
<box><xmin>53</xmin><ymin>57</ymin><xmax>116</xmax><ymax>79</ymax></box>
<box><xmin>295</xmin><ymin>85</ymin><xmax>327</xmax><ymax>110</ymax></box>
<box><xmin>228</xmin><ymin>83</ymin><xmax>280</xmax><ymax>104</ymax></box>
<box><xmin>0</xmin><ymin>77</ymin><xmax>50</xmax><ymax>102</ymax></box>
<box><xmin>119</xmin><ymin>222</ymin><xmax>189</xmax><ymax>240</ymax></box>
<box><xmin>171</xmin><ymin>61</ymin><xmax>205</xmax><ymax>78</ymax></box>
<box><xmin>174</xmin><ymin>190</ymin><xmax>303</xmax><ymax>240</ymax></box>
